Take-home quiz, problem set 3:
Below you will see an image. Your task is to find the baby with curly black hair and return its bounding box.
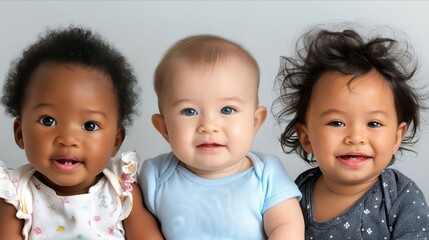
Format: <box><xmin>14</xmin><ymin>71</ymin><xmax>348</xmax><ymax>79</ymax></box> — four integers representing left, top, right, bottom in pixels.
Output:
<box><xmin>275</xmin><ymin>26</ymin><xmax>429</xmax><ymax>239</ymax></box>
<box><xmin>0</xmin><ymin>26</ymin><xmax>163</xmax><ymax>240</ymax></box>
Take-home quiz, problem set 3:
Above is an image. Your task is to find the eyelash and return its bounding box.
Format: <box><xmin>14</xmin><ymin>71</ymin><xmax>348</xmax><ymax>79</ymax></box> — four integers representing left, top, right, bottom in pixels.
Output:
<box><xmin>367</xmin><ymin>121</ymin><xmax>383</xmax><ymax>128</ymax></box>
<box><xmin>82</xmin><ymin>121</ymin><xmax>100</xmax><ymax>131</ymax></box>
<box><xmin>327</xmin><ymin>121</ymin><xmax>345</xmax><ymax>127</ymax></box>
<box><xmin>181</xmin><ymin>108</ymin><xmax>198</xmax><ymax>116</ymax></box>
<box><xmin>327</xmin><ymin>121</ymin><xmax>383</xmax><ymax>128</ymax></box>
<box><xmin>180</xmin><ymin>106</ymin><xmax>237</xmax><ymax>116</ymax></box>
<box><xmin>220</xmin><ymin>106</ymin><xmax>236</xmax><ymax>115</ymax></box>
<box><xmin>39</xmin><ymin>116</ymin><xmax>56</xmax><ymax>127</ymax></box>
<box><xmin>38</xmin><ymin>116</ymin><xmax>100</xmax><ymax>132</ymax></box>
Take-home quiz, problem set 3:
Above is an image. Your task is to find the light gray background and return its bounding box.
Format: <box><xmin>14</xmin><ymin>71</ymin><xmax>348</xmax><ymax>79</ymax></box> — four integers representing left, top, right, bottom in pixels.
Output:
<box><xmin>1</xmin><ymin>1</ymin><xmax>428</xmax><ymax>198</ymax></box>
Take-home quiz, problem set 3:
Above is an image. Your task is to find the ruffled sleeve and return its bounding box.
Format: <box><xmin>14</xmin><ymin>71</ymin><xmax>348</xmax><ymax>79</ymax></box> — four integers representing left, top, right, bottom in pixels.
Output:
<box><xmin>0</xmin><ymin>161</ymin><xmax>36</xmax><ymax>240</ymax></box>
<box><xmin>0</xmin><ymin>161</ymin><xmax>34</xmax><ymax>206</ymax></box>
<box><xmin>0</xmin><ymin>161</ymin><xmax>18</xmax><ymax>200</ymax></box>
<box><xmin>103</xmin><ymin>150</ymin><xmax>141</xmax><ymax>220</ymax></box>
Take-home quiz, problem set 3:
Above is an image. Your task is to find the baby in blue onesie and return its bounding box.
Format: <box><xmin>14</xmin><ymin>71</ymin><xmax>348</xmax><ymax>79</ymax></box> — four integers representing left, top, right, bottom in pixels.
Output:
<box><xmin>139</xmin><ymin>35</ymin><xmax>304</xmax><ymax>239</ymax></box>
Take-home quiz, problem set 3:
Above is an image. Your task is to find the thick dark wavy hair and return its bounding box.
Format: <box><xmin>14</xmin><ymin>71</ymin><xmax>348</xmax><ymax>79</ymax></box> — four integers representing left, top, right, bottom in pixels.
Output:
<box><xmin>1</xmin><ymin>26</ymin><xmax>140</xmax><ymax>128</ymax></box>
<box><xmin>274</xmin><ymin>28</ymin><xmax>424</xmax><ymax>165</ymax></box>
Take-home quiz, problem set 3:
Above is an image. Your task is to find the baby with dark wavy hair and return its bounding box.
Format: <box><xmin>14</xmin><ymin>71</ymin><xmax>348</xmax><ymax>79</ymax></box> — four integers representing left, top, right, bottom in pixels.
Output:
<box><xmin>274</xmin><ymin>26</ymin><xmax>429</xmax><ymax>239</ymax></box>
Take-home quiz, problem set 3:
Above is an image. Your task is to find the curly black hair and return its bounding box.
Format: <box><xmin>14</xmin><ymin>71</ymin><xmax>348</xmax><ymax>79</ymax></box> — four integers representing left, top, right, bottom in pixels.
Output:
<box><xmin>1</xmin><ymin>26</ymin><xmax>140</xmax><ymax>127</ymax></box>
<box><xmin>274</xmin><ymin>28</ymin><xmax>424</xmax><ymax>165</ymax></box>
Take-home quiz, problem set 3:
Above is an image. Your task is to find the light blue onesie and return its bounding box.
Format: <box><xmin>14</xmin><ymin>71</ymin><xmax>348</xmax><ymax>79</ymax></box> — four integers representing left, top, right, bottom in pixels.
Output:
<box><xmin>138</xmin><ymin>151</ymin><xmax>301</xmax><ymax>240</ymax></box>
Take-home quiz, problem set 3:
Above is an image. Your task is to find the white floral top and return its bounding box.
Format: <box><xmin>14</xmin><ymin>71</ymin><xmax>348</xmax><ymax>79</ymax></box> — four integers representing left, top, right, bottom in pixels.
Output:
<box><xmin>0</xmin><ymin>151</ymin><xmax>139</xmax><ymax>240</ymax></box>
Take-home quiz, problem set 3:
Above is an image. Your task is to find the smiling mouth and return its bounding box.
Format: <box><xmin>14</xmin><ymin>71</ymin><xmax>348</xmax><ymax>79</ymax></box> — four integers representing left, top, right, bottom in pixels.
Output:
<box><xmin>337</xmin><ymin>154</ymin><xmax>372</xmax><ymax>168</ymax></box>
<box><xmin>55</xmin><ymin>159</ymin><xmax>79</xmax><ymax>166</ymax></box>
<box><xmin>339</xmin><ymin>155</ymin><xmax>370</xmax><ymax>161</ymax></box>
<box><xmin>198</xmin><ymin>143</ymin><xmax>223</xmax><ymax>148</ymax></box>
<box><xmin>196</xmin><ymin>143</ymin><xmax>225</xmax><ymax>152</ymax></box>
<box><xmin>52</xmin><ymin>156</ymin><xmax>82</xmax><ymax>171</ymax></box>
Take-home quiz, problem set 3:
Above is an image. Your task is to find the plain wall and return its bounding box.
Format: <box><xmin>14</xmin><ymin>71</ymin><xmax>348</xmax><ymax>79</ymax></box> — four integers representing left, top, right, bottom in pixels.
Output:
<box><xmin>1</xmin><ymin>1</ymin><xmax>428</xmax><ymax>198</ymax></box>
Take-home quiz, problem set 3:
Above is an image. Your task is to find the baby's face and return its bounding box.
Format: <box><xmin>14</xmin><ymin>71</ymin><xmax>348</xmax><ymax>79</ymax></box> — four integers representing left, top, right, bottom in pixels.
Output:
<box><xmin>298</xmin><ymin>70</ymin><xmax>406</xmax><ymax>187</ymax></box>
<box><xmin>155</xmin><ymin>59</ymin><xmax>266</xmax><ymax>178</ymax></box>
<box><xmin>15</xmin><ymin>62</ymin><xmax>124</xmax><ymax>194</ymax></box>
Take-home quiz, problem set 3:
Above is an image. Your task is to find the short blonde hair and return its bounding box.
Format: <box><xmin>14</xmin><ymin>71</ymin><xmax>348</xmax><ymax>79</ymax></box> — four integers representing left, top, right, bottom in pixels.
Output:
<box><xmin>154</xmin><ymin>34</ymin><xmax>260</xmax><ymax>109</ymax></box>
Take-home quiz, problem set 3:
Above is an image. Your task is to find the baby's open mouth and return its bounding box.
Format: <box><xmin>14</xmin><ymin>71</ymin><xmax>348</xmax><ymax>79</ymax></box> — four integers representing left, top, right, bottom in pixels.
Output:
<box><xmin>339</xmin><ymin>155</ymin><xmax>370</xmax><ymax>161</ymax></box>
<box><xmin>55</xmin><ymin>159</ymin><xmax>79</xmax><ymax>165</ymax></box>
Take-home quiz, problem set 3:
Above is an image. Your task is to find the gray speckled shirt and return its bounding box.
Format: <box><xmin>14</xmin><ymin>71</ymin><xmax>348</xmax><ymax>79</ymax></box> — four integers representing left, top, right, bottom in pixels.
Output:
<box><xmin>295</xmin><ymin>167</ymin><xmax>429</xmax><ymax>239</ymax></box>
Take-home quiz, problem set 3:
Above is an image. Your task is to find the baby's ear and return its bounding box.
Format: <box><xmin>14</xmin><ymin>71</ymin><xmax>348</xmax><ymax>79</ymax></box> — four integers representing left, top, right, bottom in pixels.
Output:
<box><xmin>112</xmin><ymin>127</ymin><xmax>125</xmax><ymax>157</ymax></box>
<box><xmin>296</xmin><ymin>124</ymin><xmax>313</xmax><ymax>154</ymax></box>
<box><xmin>253</xmin><ymin>106</ymin><xmax>267</xmax><ymax>133</ymax></box>
<box><xmin>13</xmin><ymin>118</ymin><xmax>25</xmax><ymax>149</ymax></box>
<box><xmin>152</xmin><ymin>114</ymin><xmax>169</xmax><ymax>142</ymax></box>
<box><xmin>393</xmin><ymin>122</ymin><xmax>407</xmax><ymax>154</ymax></box>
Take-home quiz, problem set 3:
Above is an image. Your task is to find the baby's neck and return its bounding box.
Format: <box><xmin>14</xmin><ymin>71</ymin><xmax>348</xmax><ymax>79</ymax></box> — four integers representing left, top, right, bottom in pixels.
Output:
<box><xmin>34</xmin><ymin>171</ymin><xmax>103</xmax><ymax>196</ymax></box>
<box><xmin>312</xmin><ymin>174</ymin><xmax>378</xmax><ymax>222</ymax></box>
<box><xmin>181</xmin><ymin>156</ymin><xmax>253</xmax><ymax>179</ymax></box>
<box><xmin>317</xmin><ymin>174</ymin><xmax>378</xmax><ymax>196</ymax></box>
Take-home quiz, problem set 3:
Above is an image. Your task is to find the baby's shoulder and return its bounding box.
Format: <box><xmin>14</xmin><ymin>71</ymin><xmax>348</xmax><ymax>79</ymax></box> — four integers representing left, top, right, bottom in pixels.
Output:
<box><xmin>380</xmin><ymin>168</ymin><xmax>427</xmax><ymax>204</ymax></box>
<box><xmin>247</xmin><ymin>151</ymin><xmax>284</xmax><ymax>169</ymax></box>
<box><xmin>0</xmin><ymin>162</ymin><xmax>35</xmax><ymax>200</ymax></box>
<box><xmin>139</xmin><ymin>152</ymin><xmax>179</xmax><ymax>186</ymax></box>
<box><xmin>141</xmin><ymin>152</ymin><xmax>176</xmax><ymax>170</ymax></box>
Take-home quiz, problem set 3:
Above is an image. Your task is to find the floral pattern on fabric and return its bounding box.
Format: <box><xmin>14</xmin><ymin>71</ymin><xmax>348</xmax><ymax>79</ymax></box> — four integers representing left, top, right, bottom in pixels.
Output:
<box><xmin>0</xmin><ymin>150</ymin><xmax>140</xmax><ymax>240</ymax></box>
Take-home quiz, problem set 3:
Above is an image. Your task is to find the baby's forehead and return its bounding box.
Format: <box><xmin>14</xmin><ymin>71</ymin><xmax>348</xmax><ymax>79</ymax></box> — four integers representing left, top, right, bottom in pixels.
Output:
<box><xmin>24</xmin><ymin>62</ymin><xmax>115</xmax><ymax>99</ymax></box>
<box><xmin>161</xmin><ymin>59</ymin><xmax>260</xmax><ymax>99</ymax></box>
<box><xmin>171</xmin><ymin>55</ymin><xmax>259</xmax><ymax>80</ymax></box>
<box><xmin>157</xmin><ymin>57</ymin><xmax>260</xmax><ymax>108</ymax></box>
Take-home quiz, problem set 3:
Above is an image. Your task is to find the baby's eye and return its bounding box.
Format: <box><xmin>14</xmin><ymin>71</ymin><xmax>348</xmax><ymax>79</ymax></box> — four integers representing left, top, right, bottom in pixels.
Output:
<box><xmin>367</xmin><ymin>121</ymin><xmax>382</xmax><ymax>128</ymax></box>
<box><xmin>181</xmin><ymin>108</ymin><xmax>198</xmax><ymax>116</ymax></box>
<box><xmin>328</xmin><ymin>121</ymin><xmax>345</xmax><ymax>127</ymax></box>
<box><xmin>39</xmin><ymin>116</ymin><xmax>57</xmax><ymax>127</ymax></box>
<box><xmin>220</xmin><ymin>106</ymin><xmax>235</xmax><ymax>115</ymax></box>
<box><xmin>83</xmin><ymin>121</ymin><xmax>100</xmax><ymax>131</ymax></box>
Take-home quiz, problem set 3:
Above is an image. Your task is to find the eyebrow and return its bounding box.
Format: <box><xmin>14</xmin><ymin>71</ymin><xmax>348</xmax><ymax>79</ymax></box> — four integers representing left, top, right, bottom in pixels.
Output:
<box><xmin>172</xmin><ymin>96</ymin><xmax>245</xmax><ymax>107</ymax></box>
<box><xmin>320</xmin><ymin>109</ymin><xmax>391</xmax><ymax>117</ymax></box>
<box><xmin>221</xmin><ymin>96</ymin><xmax>245</xmax><ymax>105</ymax></box>
<box><xmin>30</xmin><ymin>103</ymin><xmax>56</xmax><ymax>112</ymax></box>
<box><xmin>31</xmin><ymin>103</ymin><xmax>109</xmax><ymax>119</ymax></box>
<box><xmin>171</xmin><ymin>99</ymin><xmax>192</xmax><ymax>107</ymax></box>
